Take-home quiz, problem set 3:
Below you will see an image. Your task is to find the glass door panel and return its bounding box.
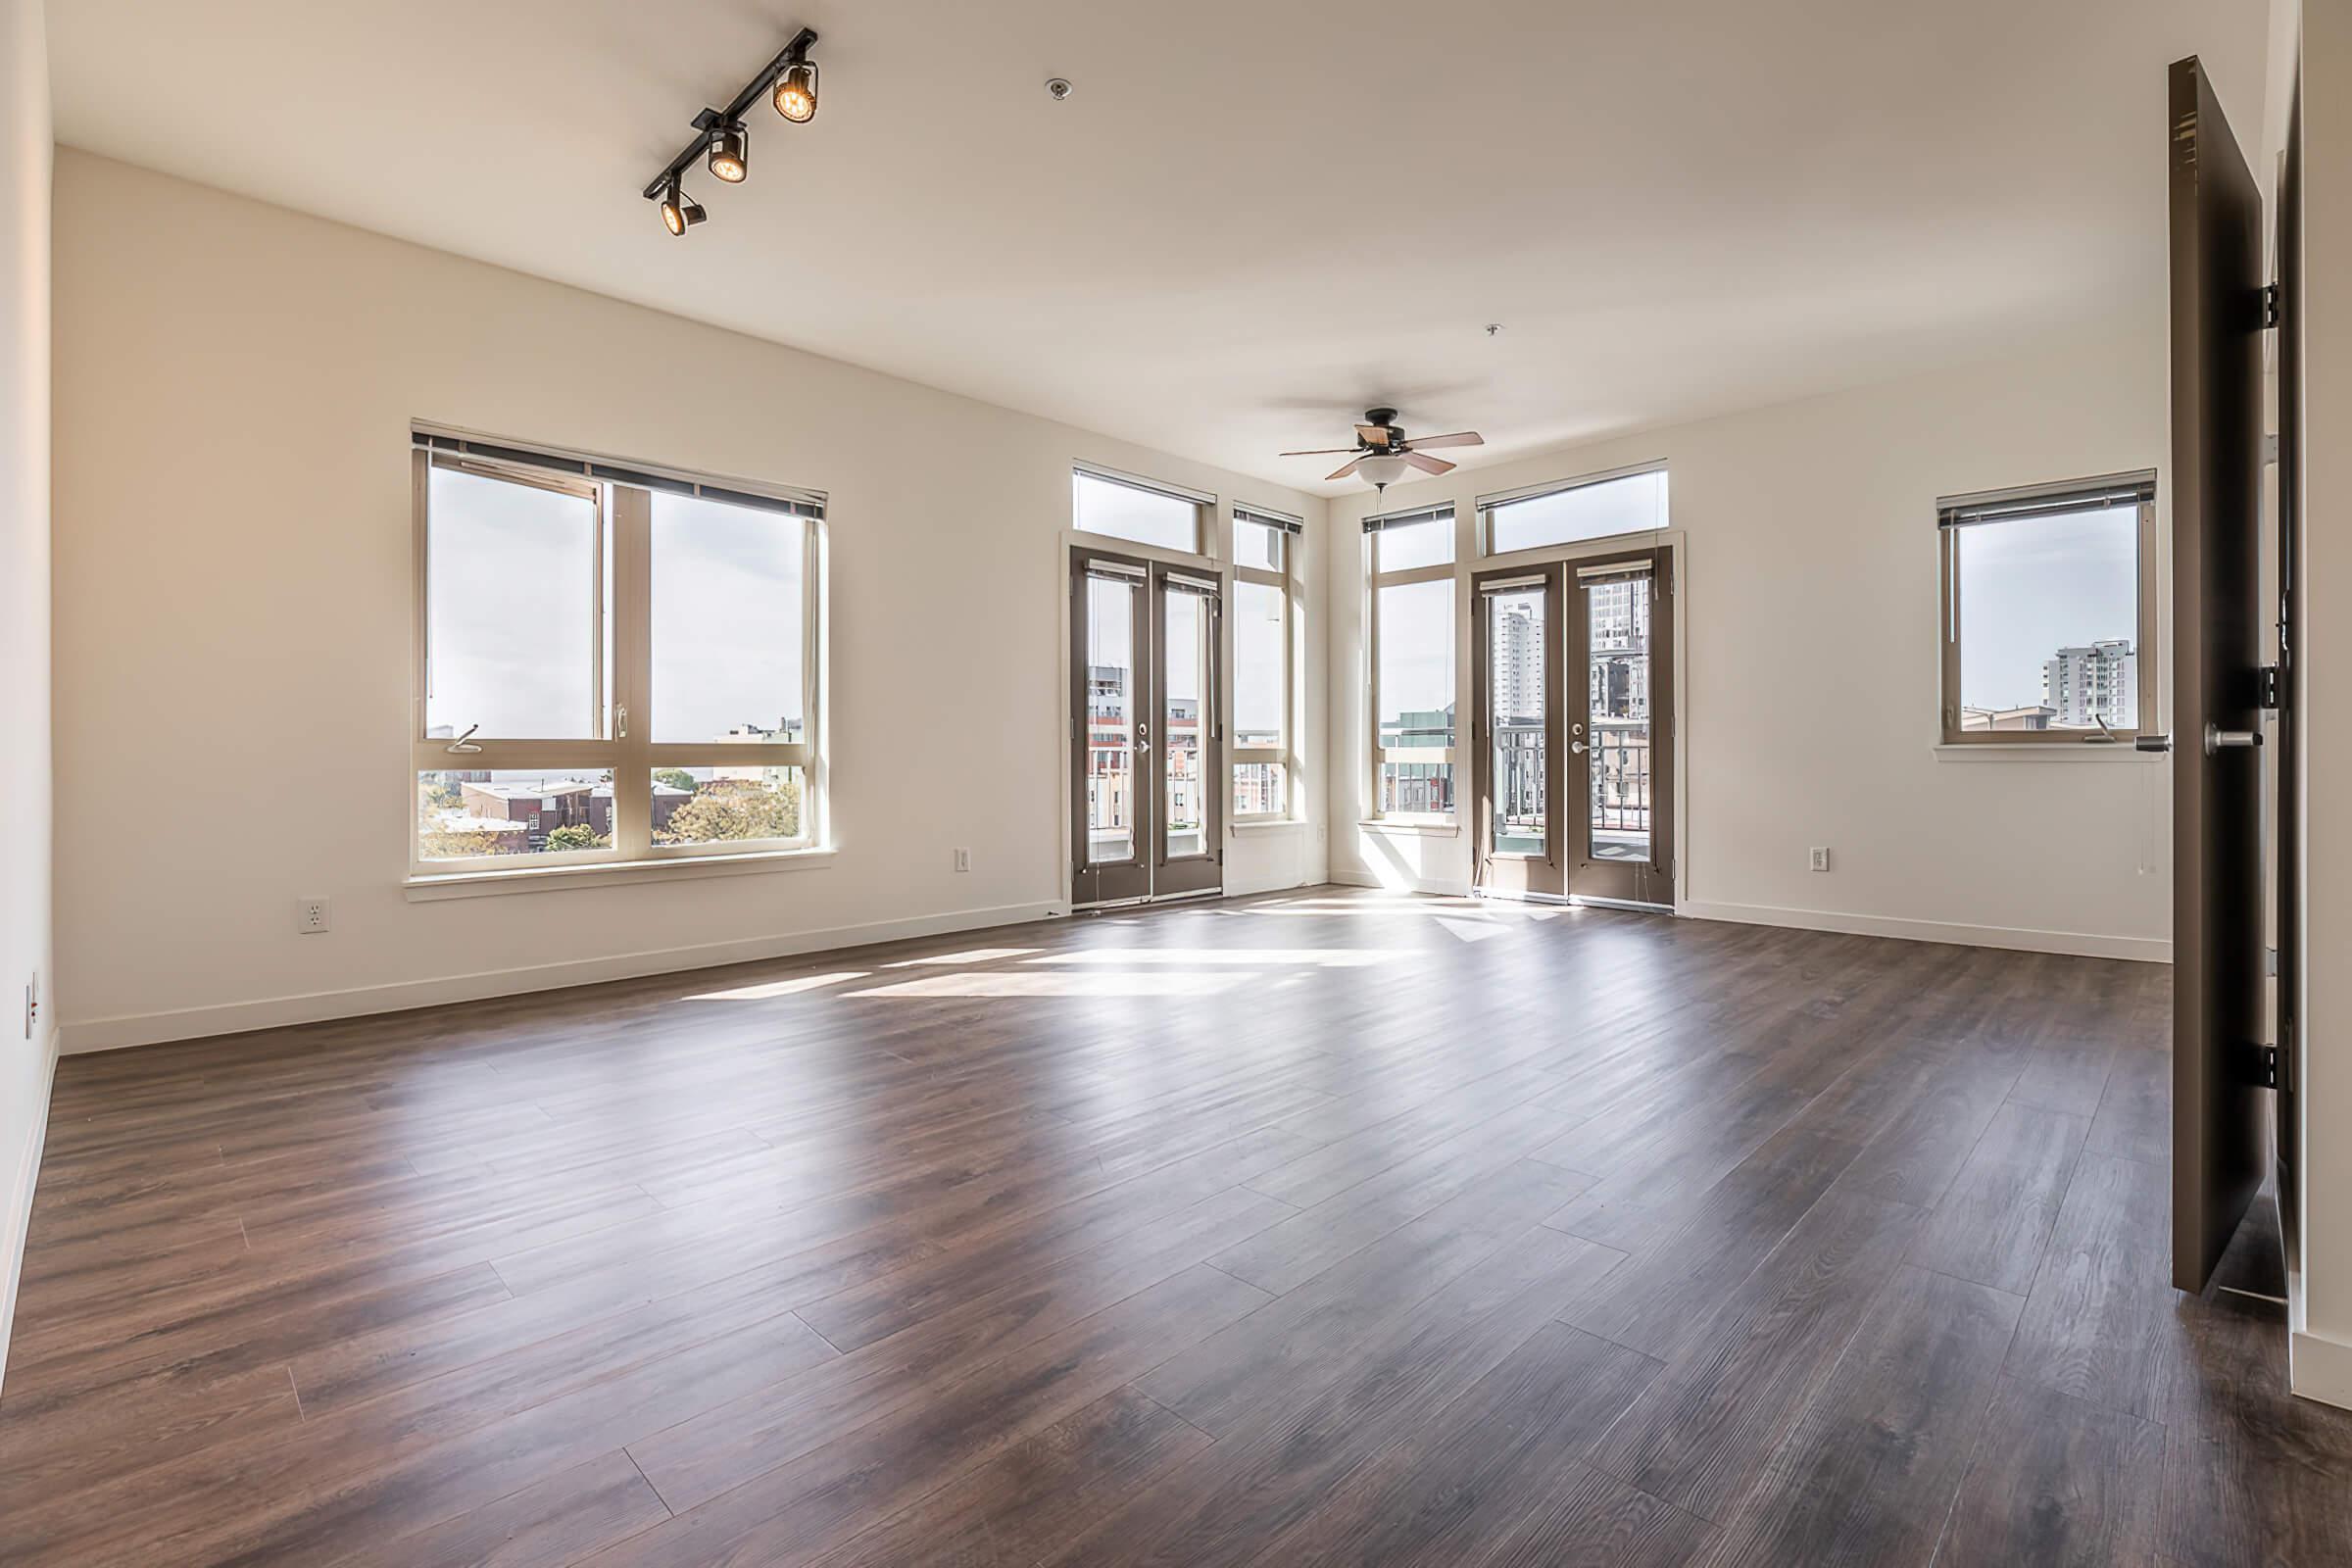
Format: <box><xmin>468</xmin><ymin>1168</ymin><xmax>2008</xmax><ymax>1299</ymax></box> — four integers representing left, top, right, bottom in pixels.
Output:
<box><xmin>1086</xmin><ymin>574</ymin><xmax>1140</xmax><ymax>866</ymax></box>
<box><xmin>1585</xmin><ymin>572</ymin><xmax>1651</xmax><ymax>863</ymax></box>
<box><xmin>1162</xmin><ymin>587</ymin><xmax>1207</xmax><ymax>860</ymax></box>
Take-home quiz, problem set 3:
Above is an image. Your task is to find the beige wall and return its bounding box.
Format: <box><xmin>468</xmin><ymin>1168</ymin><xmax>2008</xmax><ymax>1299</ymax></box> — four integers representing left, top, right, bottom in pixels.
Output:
<box><xmin>49</xmin><ymin>152</ymin><xmax>1330</xmax><ymax>1050</ymax></box>
<box><xmin>1327</xmin><ymin>321</ymin><xmax>2174</xmax><ymax>959</ymax></box>
<box><xmin>0</xmin><ymin>0</ymin><xmax>53</xmax><ymax>1383</ymax></box>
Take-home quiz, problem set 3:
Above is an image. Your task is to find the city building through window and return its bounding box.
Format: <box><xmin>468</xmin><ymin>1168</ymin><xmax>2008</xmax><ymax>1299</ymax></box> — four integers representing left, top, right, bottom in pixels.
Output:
<box><xmin>1938</xmin><ymin>471</ymin><xmax>2158</xmax><ymax>745</ymax></box>
<box><xmin>413</xmin><ymin>431</ymin><xmax>823</xmax><ymax>871</ymax></box>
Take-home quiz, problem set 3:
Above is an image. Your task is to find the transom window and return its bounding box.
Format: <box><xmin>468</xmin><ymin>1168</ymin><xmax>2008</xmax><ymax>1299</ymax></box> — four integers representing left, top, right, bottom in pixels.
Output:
<box><xmin>1937</xmin><ymin>471</ymin><xmax>2158</xmax><ymax>745</ymax></box>
<box><xmin>1072</xmin><ymin>466</ymin><xmax>1207</xmax><ymax>554</ymax></box>
<box><xmin>1480</xmin><ymin>464</ymin><xmax>1667</xmax><ymax>556</ymax></box>
<box><xmin>1231</xmin><ymin>505</ymin><xmax>1301</xmax><ymax>819</ymax></box>
<box><xmin>1366</xmin><ymin>502</ymin><xmax>1458</xmax><ymax>819</ymax></box>
<box><xmin>413</xmin><ymin>430</ymin><xmax>824</xmax><ymax>873</ymax></box>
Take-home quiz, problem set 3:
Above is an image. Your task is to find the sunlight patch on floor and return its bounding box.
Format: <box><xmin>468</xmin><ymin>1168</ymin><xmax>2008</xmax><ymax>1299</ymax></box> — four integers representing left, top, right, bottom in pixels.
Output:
<box><xmin>1026</xmin><ymin>949</ymin><xmax>1400</xmax><ymax>968</ymax></box>
<box><xmin>686</xmin><ymin>971</ymin><xmax>871</xmax><ymax>1001</ymax></box>
<box><xmin>841</xmin><ymin>971</ymin><xmax>1250</xmax><ymax>1000</ymax></box>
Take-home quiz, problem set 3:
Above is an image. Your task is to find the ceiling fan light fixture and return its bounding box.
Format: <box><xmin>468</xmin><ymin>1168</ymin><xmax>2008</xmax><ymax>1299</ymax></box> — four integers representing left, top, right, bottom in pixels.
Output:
<box><xmin>773</xmin><ymin>60</ymin><xmax>818</xmax><ymax>122</ymax></box>
<box><xmin>1355</xmin><ymin>454</ymin><xmax>1412</xmax><ymax>489</ymax></box>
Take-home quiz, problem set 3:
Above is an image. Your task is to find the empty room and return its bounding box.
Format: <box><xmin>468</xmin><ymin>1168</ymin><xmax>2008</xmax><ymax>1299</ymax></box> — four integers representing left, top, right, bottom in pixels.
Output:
<box><xmin>4</xmin><ymin>0</ymin><xmax>2350</xmax><ymax>1562</ymax></box>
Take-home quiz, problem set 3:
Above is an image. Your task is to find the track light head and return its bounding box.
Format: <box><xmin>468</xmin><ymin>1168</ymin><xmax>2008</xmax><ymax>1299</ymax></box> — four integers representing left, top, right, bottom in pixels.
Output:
<box><xmin>773</xmin><ymin>59</ymin><xmax>819</xmax><ymax>123</ymax></box>
<box><xmin>657</xmin><ymin>178</ymin><xmax>707</xmax><ymax>236</ymax></box>
<box><xmin>709</xmin><ymin>122</ymin><xmax>749</xmax><ymax>183</ymax></box>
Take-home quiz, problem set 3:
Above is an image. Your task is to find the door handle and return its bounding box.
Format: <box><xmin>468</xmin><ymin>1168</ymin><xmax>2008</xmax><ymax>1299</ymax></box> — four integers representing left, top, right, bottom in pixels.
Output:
<box><xmin>1571</xmin><ymin>741</ymin><xmax>1589</xmax><ymax>756</ymax></box>
<box><xmin>2135</xmin><ymin>733</ymin><xmax>2173</xmax><ymax>753</ymax></box>
<box><xmin>1137</xmin><ymin>719</ymin><xmax>1151</xmax><ymax>757</ymax></box>
<box><xmin>2204</xmin><ymin>723</ymin><xmax>2262</xmax><ymax>755</ymax></box>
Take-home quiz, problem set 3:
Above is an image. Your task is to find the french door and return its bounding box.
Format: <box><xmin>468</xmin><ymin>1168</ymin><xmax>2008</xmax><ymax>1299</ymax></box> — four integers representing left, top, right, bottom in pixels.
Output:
<box><xmin>1070</xmin><ymin>547</ymin><xmax>1223</xmax><ymax>906</ymax></box>
<box><xmin>1471</xmin><ymin>547</ymin><xmax>1674</xmax><ymax>907</ymax></box>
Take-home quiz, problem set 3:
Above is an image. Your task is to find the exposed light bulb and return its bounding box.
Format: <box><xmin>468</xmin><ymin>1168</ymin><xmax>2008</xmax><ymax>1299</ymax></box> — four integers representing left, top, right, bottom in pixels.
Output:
<box><xmin>709</xmin><ymin>122</ymin><xmax>749</xmax><ymax>182</ymax></box>
<box><xmin>773</xmin><ymin>60</ymin><xmax>818</xmax><ymax>123</ymax></box>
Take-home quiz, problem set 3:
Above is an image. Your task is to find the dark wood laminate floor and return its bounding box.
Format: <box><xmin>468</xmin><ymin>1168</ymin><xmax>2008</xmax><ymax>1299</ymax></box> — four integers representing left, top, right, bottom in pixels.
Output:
<box><xmin>5</xmin><ymin>887</ymin><xmax>2346</xmax><ymax>1566</ymax></box>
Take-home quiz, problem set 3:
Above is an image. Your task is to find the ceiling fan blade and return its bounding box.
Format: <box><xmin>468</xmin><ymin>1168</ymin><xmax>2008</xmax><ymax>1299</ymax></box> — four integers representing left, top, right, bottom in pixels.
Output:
<box><xmin>1405</xmin><ymin>431</ymin><xmax>1484</xmax><ymax>450</ymax></box>
<box><xmin>1355</xmin><ymin>424</ymin><xmax>1398</xmax><ymax>449</ymax></box>
<box><xmin>1402</xmin><ymin>451</ymin><xmax>1456</xmax><ymax>476</ymax></box>
<box><xmin>1325</xmin><ymin>458</ymin><xmax>1364</xmax><ymax>482</ymax></box>
<box><xmin>1280</xmin><ymin>447</ymin><xmax>1361</xmax><ymax>457</ymax></box>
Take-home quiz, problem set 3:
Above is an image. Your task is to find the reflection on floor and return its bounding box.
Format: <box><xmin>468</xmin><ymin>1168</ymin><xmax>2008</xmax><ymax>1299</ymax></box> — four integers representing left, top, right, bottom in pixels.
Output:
<box><xmin>4</xmin><ymin>885</ymin><xmax>2346</xmax><ymax>1566</ymax></box>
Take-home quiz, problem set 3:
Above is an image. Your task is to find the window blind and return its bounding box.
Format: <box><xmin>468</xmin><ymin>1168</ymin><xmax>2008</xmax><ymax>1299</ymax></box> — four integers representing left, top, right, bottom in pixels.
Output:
<box><xmin>414</xmin><ymin>428</ymin><xmax>825</xmax><ymax>520</ymax></box>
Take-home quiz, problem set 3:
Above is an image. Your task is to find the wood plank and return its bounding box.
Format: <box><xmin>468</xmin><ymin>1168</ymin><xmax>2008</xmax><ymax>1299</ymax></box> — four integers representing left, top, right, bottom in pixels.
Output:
<box><xmin>1906</xmin><ymin>1102</ymin><xmax>2089</xmax><ymax>1297</ymax></box>
<box><xmin>2004</xmin><ymin>1151</ymin><xmax>2178</xmax><ymax>1419</ymax></box>
<box><xmin>1935</xmin><ymin>1375</ymin><xmax>2163</xmax><ymax>1567</ymax></box>
<box><xmin>1699</xmin><ymin>1264</ymin><xmax>2023</xmax><ymax>1566</ymax></box>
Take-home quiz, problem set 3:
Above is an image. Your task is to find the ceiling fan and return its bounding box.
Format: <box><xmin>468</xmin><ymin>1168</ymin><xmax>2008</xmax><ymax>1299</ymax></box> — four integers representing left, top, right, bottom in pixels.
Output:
<box><xmin>1281</xmin><ymin>407</ymin><xmax>1485</xmax><ymax>488</ymax></box>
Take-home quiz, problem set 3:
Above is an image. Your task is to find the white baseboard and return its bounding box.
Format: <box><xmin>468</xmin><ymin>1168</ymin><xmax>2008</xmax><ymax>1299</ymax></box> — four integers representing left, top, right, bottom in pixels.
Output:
<box><xmin>0</xmin><ymin>1044</ymin><xmax>58</xmax><ymax>1398</ymax></box>
<box><xmin>2291</xmin><ymin>1330</ymin><xmax>2352</xmax><ymax>1411</ymax></box>
<box><xmin>1682</xmin><ymin>901</ymin><xmax>2170</xmax><ymax>963</ymax></box>
<box><xmin>60</xmin><ymin>899</ymin><xmax>1068</xmax><ymax>1055</ymax></box>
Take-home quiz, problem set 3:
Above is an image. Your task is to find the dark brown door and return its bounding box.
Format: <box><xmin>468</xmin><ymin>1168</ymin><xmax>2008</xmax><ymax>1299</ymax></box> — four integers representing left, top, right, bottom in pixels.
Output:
<box><xmin>1071</xmin><ymin>549</ymin><xmax>1152</xmax><ymax>906</ymax></box>
<box><xmin>1565</xmin><ymin>547</ymin><xmax>1675</xmax><ymax>907</ymax></box>
<box><xmin>2165</xmin><ymin>56</ymin><xmax>2269</xmax><ymax>1295</ymax></box>
<box><xmin>1472</xmin><ymin>567</ymin><xmax>1565</xmax><ymax>900</ymax></box>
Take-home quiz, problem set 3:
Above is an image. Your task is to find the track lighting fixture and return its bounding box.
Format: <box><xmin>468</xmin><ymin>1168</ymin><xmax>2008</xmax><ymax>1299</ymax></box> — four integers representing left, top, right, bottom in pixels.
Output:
<box><xmin>657</xmin><ymin>177</ymin><xmax>706</xmax><ymax>237</ymax></box>
<box><xmin>638</xmin><ymin>26</ymin><xmax>820</xmax><ymax>239</ymax></box>
<box><xmin>708</xmin><ymin>122</ymin><xmax>750</xmax><ymax>183</ymax></box>
<box><xmin>773</xmin><ymin>60</ymin><xmax>818</xmax><ymax>123</ymax></box>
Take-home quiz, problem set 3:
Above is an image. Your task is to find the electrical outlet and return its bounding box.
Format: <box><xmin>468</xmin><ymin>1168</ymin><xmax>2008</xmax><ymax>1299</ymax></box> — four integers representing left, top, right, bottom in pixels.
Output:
<box><xmin>298</xmin><ymin>896</ymin><xmax>332</xmax><ymax>934</ymax></box>
<box><xmin>953</xmin><ymin>848</ymin><xmax>972</xmax><ymax>873</ymax></box>
<box><xmin>1808</xmin><ymin>847</ymin><xmax>1831</xmax><ymax>873</ymax></box>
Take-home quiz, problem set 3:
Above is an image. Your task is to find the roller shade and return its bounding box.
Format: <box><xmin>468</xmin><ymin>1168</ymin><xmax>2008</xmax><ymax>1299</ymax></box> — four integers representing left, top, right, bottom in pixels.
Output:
<box><xmin>1361</xmin><ymin>503</ymin><xmax>1455</xmax><ymax>534</ymax></box>
<box><xmin>1937</xmin><ymin>470</ymin><xmax>2154</xmax><ymax>529</ymax></box>
<box><xmin>1234</xmin><ymin>504</ymin><xmax>1304</xmax><ymax>535</ymax></box>
<box><xmin>415</xmin><ymin>427</ymin><xmax>825</xmax><ymax>520</ymax></box>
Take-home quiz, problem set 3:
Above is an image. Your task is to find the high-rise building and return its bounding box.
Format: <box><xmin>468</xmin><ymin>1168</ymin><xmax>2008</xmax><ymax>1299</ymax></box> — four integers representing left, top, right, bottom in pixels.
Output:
<box><xmin>2041</xmin><ymin>639</ymin><xmax>2135</xmax><ymax>728</ymax></box>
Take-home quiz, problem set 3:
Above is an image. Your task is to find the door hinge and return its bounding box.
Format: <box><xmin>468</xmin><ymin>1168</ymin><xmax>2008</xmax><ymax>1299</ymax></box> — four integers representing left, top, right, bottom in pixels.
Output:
<box><xmin>2250</xmin><ymin>1043</ymin><xmax>2281</xmax><ymax>1091</ymax></box>
<box><xmin>2261</xmin><ymin>282</ymin><xmax>2281</xmax><ymax>329</ymax></box>
<box><xmin>2259</xmin><ymin>663</ymin><xmax>2282</xmax><ymax>710</ymax></box>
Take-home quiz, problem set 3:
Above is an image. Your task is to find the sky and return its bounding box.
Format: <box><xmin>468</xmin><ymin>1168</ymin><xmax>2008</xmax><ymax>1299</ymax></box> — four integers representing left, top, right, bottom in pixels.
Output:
<box><xmin>427</xmin><ymin>469</ymin><xmax>803</xmax><ymax>744</ymax></box>
<box><xmin>1956</xmin><ymin>508</ymin><xmax>2137</xmax><ymax>710</ymax></box>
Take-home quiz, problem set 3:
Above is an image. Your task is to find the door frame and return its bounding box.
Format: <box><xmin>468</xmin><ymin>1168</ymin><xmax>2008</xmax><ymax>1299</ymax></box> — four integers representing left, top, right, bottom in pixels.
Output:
<box><xmin>1059</xmin><ymin>530</ymin><xmax>1233</xmax><ymax>909</ymax></box>
<box><xmin>1471</xmin><ymin>564</ymin><xmax>1566</xmax><ymax>899</ymax></box>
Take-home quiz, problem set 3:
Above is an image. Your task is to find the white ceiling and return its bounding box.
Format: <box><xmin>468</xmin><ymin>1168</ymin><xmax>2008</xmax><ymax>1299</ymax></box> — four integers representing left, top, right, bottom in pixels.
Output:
<box><xmin>48</xmin><ymin>0</ymin><xmax>2272</xmax><ymax>495</ymax></box>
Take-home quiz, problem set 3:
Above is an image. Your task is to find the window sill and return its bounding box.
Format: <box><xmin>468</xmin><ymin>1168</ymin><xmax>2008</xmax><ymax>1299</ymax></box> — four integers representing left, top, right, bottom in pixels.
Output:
<box><xmin>1230</xmin><ymin>818</ymin><xmax>1307</xmax><ymax>834</ymax></box>
<box><xmin>407</xmin><ymin>846</ymin><xmax>836</xmax><ymax>902</ymax></box>
<box><xmin>1933</xmin><ymin>744</ymin><xmax>2164</xmax><ymax>763</ymax></box>
<box><xmin>1358</xmin><ymin>818</ymin><xmax>1461</xmax><ymax>838</ymax></box>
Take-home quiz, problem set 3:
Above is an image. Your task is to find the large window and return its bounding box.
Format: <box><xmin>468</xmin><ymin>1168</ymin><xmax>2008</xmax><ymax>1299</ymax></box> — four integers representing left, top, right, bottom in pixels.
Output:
<box><xmin>1231</xmin><ymin>506</ymin><xmax>1300</xmax><ymax>819</ymax></box>
<box><xmin>1938</xmin><ymin>471</ymin><xmax>2157</xmax><ymax>745</ymax></box>
<box><xmin>1480</xmin><ymin>464</ymin><xmax>1667</xmax><ymax>556</ymax></box>
<box><xmin>1366</xmin><ymin>504</ymin><xmax>1457</xmax><ymax>818</ymax></box>
<box><xmin>1073</xmin><ymin>466</ymin><xmax>1207</xmax><ymax>553</ymax></box>
<box><xmin>413</xmin><ymin>431</ymin><xmax>823</xmax><ymax>873</ymax></box>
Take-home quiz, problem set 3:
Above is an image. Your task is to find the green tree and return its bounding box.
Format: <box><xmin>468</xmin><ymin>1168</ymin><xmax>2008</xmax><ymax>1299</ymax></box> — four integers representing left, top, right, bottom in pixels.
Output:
<box><xmin>657</xmin><ymin>776</ymin><xmax>802</xmax><ymax>844</ymax></box>
<box><xmin>544</xmin><ymin>824</ymin><xmax>608</xmax><ymax>852</ymax></box>
<box><xmin>654</xmin><ymin>768</ymin><xmax>700</xmax><ymax>794</ymax></box>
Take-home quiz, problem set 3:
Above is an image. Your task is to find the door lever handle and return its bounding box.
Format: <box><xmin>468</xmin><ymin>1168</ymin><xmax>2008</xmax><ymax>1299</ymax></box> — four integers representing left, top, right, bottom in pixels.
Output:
<box><xmin>2134</xmin><ymin>733</ymin><xmax>2172</xmax><ymax>754</ymax></box>
<box><xmin>2204</xmin><ymin>724</ymin><xmax>2262</xmax><ymax>755</ymax></box>
<box><xmin>1571</xmin><ymin>741</ymin><xmax>1589</xmax><ymax>756</ymax></box>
